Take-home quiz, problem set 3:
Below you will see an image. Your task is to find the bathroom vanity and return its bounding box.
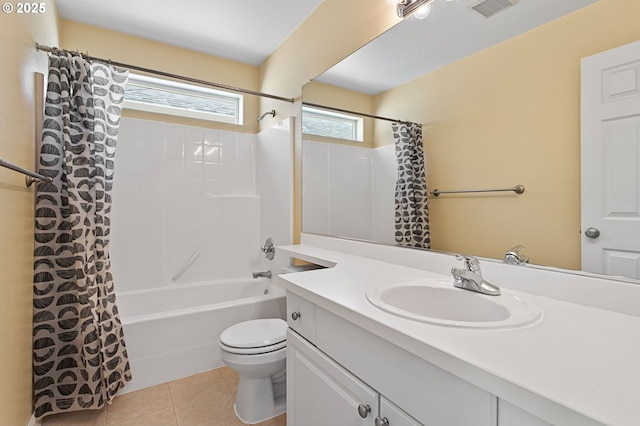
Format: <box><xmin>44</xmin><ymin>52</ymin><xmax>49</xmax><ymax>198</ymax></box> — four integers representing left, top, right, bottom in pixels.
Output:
<box><xmin>279</xmin><ymin>234</ymin><xmax>640</xmax><ymax>426</ymax></box>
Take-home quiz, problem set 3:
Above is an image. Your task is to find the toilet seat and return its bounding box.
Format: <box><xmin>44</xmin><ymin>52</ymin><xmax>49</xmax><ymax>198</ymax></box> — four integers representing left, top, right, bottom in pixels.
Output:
<box><xmin>220</xmin><ymin>319</ymin><xmax>287</xmax><ymax>355</ymax></box>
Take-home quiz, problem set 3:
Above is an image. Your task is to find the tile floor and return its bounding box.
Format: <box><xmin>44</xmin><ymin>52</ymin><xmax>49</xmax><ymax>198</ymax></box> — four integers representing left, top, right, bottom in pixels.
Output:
<box><xmin>41</xmin><ymin>367</ymin><xmax>286</xmax><ymax>426</ymax></box>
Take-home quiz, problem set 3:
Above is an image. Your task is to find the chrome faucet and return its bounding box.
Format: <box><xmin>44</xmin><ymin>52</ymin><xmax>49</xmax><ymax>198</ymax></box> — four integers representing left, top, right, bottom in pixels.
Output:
<box><xmin>252</xmin><ymin>271</ymin><xmax>272</xmax><ymax>279</ymax></box>
<box><xmin>451</xmin><ymin>255</ymin><xmax>500</xmax><ymax>296</ymax></box>
<box><xmin>504</xmin><ymin>245</ymin><xmax>529</xmax><ymax>265</ymax></box>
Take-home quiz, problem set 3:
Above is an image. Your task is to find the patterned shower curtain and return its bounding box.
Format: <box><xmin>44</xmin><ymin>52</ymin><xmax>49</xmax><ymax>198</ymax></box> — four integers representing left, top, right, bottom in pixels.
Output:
<box><xmin>392</xmin><ymin>122</ymin><xmax>431</xmax><ymax>249</ymax></box>
<box><xmin>32</xmin><ymin>52</ymin><xmax>131</xmax><ymax>419</ymax></box>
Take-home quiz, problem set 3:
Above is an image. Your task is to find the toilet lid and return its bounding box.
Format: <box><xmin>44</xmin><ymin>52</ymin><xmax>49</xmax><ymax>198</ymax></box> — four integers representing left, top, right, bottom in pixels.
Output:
<box><xmin>220</xmin><ymin>319</ymin><xmax>287</xmax><ymax>349</ymax></box>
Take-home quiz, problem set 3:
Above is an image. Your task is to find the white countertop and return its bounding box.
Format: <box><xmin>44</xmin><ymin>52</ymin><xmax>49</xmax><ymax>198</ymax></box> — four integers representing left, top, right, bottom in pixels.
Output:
<box><xmin>277</xmin><ymin>241</ymin><xmax>640</xmax><ymax>426</ymax></box>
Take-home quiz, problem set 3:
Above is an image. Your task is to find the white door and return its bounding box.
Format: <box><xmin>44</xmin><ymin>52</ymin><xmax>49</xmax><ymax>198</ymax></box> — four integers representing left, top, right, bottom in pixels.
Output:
<box><xmin>581</xmin><ymin>40</ymin><xmax>640</xmax><ymax>279</ymax></box>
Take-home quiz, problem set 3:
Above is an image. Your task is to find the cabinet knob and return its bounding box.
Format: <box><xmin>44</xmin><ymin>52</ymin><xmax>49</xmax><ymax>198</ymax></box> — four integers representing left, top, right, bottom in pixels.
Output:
<box><xmin>357</xmin><ymin>404</ymin><xmax>371</xmax><ymax>418</ymax></box>
<box><xmin>291</xmin><ymin>311</ymin><xmax>301</xmax><ymax>321</ymax></box>
<box><xmin>375</xmin><ymin>417</ymin><xmax>390</xmax><ymax>426</ymax></box>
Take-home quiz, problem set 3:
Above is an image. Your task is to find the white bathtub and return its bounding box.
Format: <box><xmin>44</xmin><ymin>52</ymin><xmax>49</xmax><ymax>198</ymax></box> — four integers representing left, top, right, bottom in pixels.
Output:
<box><xmin>116</xmin><ymin>278</ymin><xmax>286</xmax><ymax>393</ymax></box>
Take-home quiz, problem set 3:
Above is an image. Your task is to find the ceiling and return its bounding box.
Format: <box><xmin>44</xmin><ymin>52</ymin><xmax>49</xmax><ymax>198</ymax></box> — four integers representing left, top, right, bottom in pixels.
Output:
<box><xmin>55</xmin><ymin>0</ymin><xmax>325</xmax><ymax>66</ymax></box>
<box><xmin>315</xmin><ymin>0</ymin><xmax>600</xmax><ymax>94</ymax></box>
<box><xmin>55</xmin><ymin>0</ymin><xmax>600</xmax><ymax>92</ymax></box>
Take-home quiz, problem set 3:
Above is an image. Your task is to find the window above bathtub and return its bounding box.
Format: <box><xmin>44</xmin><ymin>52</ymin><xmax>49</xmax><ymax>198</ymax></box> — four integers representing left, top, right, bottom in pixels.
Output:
<box><xmin>302</xmin><ymin>106</ymin><xmax>364</xmax><ymax>142</ymax></box>
<box><xmin>124</xmin><ymin>74</ymin><xmax>244</xmax><ymax>125</ymax></box>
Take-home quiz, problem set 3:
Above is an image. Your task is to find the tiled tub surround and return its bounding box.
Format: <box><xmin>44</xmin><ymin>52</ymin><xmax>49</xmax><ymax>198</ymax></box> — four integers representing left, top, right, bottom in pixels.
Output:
<box><xmin>109</xmin><ymin>117</ymin><xmax>292</xmax><ymax>393</ymax></box>
<box><xmin>112</xmin><ymin>118</ymin><xmax>261</xmax><ymax>291</ymax></box>
<box><xmin>302</xmin><ymin>140</ymin><xmax>396</xmax><ymax>244</ymax></box>
<box><xmin>279</xmin><ymin>234</ymin><xmax>640</xmax><ymax>426</ymax></box>
<box><xmin>256</xmin><ymin>120</ymin><xmax>294</xmax><ymax>275</ymax></box>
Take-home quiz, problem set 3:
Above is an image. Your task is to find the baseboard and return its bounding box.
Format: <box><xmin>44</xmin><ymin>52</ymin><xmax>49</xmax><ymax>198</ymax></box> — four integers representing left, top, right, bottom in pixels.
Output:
<box><xmin>27</xmin><ymin>413</ymin><xmax>41</xmax><ymax>426</ymax></box>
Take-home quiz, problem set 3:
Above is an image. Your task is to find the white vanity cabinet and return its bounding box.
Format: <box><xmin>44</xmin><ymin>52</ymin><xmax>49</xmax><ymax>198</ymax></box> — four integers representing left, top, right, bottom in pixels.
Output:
<box><xmin>285</xmin><ymin>291</ymin><xmax>495</xmax><ymax>426</ymax></box>
<box><xmin>286</xmin><ymin>291</ymin><xmax>316</xmax><ymax>344</ymax></box>
<box><xmin>497</xmin><ymin>400</ymin><xmax>552</xmax><ymax>426</ymax></box>
<box><xmin>287</xmin><ymin>329</ymin><xmax>422</xmax><ymax>426</ymax></box>
<box><xmin>379</xmin><ymin>396</ymin><xmax>423</xmax><ymax>426</ymax></box>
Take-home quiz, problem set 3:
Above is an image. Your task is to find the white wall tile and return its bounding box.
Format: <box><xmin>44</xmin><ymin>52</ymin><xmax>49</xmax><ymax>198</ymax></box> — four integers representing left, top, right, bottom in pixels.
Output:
<box><xmin>184</xmin><ymin>143</ymin><xmax>203</xmax><ymax>162</ymax></box>
<box><xmin>372</xmin><ymin>145</ymin><xmax>397</xmax><ymax>244</ymax></box>
<box><xmin>203</xmin><ymin>130</ymin><xmax>220</xmax><ymax>146</ymax></box>
<box><xmin>301</xmin><ymin>138</ymin><xmax>396</xmax><ymax>242</ymax></box>
<box><xmin>185</xmin><ymin>161</ymin><xmax>203</xmax><ymax>179</ymax></box>
<box><xmin>220</xmin><ymin>132</ymin><xmax>238</xmax><ymax>163</ymax></box>
<box><xmin>142</xmin><ymin>121</ymin><xmax>167</xmax><ymax>142</ymax></box>
<box><xmin>203</xmin><ymin>162</ymin><xmax>221</xmax><ymax>179</ymax></box>
<box><xmin>112</xmin><ymin>175</ymin><xmax>145</xmax><ymax>196</ymax></box>
<box><xmin>166</xmin><ymin>125</ymin><xmax>184</xmax><ymax>145</ymax></box>
<box><xmin>256</xmin><ymin>119</ymin><xmax>294</xmax><ymax>275</ymax></box>
<box><xmin>144</xmin><ymin>138</ymin><xmax>166</xmax><ymax>158</ymax></box>
<box><xmin>166</xmin><ymin>141</ymin><xmax>184</xmax><ymax>160</ymax></box>
<box><xmin>203</xmin><ymin>145</ymin><xmax>220</xmax><ymax>163</ymax></box>
<box><xmin>203</xmin><ymin>179</ymin><xmax>223</xmax><ymax>196</ymax></box>
<box><xmin>138</xmin><ymin>157</ymin><xmax>164</xmax><ymax>177</ymax></box>
<box><xmin>111</xmin><ymin>118</ymin><xmax>288</xmax><ymax>291</ymax></box>
<box><xmin>165</xmin><ymin>159</ymin><xmax>185</xmax><ymax>178</ymax></box>
<box><xmin>120</xmin><ymin>117</ymin><xmax>147</xmax><ymax>140</ymax></box>
<box><xmin>143</xmin><ymin>176</ymin><xmax>165</xmax><ymax>196</ymax></box>
<box><xmin>184</xmin><ymin>127</ymin><xmax>203</xmax><ymax>144</ymax></box>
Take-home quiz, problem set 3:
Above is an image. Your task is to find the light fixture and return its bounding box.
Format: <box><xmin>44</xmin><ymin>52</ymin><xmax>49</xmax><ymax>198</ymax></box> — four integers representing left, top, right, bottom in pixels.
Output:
<box><xmin>413</xmin><ymin>3</ymin><xmax>432</xmax><ymax>19</ymax></box>
<box><xmin>396</xmin><ymin>0</ymin><xmax>434</xmax><ymax>19</ymax></box>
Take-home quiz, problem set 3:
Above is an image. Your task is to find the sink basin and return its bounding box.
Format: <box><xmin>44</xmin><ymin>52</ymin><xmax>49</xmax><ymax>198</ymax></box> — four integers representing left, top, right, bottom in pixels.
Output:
<box><xmin>366</xmin><ymin>278</ymin><xmax>541</xmax><ymax>329</ymax></box>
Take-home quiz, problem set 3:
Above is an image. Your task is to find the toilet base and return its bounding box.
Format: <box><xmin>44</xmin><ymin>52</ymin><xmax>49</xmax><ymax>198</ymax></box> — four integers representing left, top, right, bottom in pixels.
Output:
<box><xmin>234</xmin><ymin>375</ymin><xmax>286</xmax><ymax>424</ymax></box>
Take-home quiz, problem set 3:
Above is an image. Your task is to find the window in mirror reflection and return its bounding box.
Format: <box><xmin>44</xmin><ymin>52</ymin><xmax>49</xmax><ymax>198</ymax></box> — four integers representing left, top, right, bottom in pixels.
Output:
<box><xmin>302</xmin><ymin>107</ymin><xmax>363</xmax><ymax>142</ymax></box>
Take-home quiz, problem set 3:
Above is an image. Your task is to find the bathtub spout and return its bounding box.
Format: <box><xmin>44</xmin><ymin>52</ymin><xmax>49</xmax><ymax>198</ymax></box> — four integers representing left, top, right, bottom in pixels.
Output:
<box><xmin>252</xmin><ymin>271</ymin><xmax>272</xmax><ymax>279</ymax></box>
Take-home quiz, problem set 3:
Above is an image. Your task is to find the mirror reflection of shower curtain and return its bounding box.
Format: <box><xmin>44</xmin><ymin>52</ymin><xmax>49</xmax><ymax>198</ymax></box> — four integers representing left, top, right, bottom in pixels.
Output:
<box><xmin>392</xmin><ymin>122</ymin><xmax>430</xmax><ymax>249</ymax></box>
<box><xmin>32</xmin><ymin>52</ymin><xmax>131</xmax><ymax>419</ymax></box>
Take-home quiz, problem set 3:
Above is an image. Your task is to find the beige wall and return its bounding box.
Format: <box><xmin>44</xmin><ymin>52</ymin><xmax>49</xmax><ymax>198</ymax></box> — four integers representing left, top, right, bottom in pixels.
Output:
<box><xmin>0</xmin><ymin>1</ymin><xmax>59</xmax><ymax>424</ymax></box>
<box><xmin>373</xmin><ymin>0</ymin><xmax>640</xmax><ymax>270</ymax></box>
<box><xmin>60</xmin><ymin>20</ymin><xmax>262</xmax><ymax>134</ymax></box>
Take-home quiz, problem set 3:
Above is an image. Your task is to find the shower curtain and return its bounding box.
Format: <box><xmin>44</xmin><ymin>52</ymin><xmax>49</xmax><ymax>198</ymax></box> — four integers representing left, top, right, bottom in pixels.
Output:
<box><xmin>393</xmin><ymin>122</ymin><xmax>430</xmax><ymax>249</ymax></box>
<box><xmin>32</xmin><ymin>52</ymin><xmax>131</xmax><ymax>419</ymax></box>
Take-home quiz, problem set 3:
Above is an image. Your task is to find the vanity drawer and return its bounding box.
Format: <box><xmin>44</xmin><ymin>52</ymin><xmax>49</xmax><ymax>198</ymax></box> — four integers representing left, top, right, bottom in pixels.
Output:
<box><xmin>286</xmin><ymin>291</ymin><xmax>316</xmax><ymax>344</ymax></box>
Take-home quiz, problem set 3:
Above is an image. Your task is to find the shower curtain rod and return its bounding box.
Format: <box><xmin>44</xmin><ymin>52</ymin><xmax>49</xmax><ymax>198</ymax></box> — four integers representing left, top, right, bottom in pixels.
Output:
<box><xmin>302</xmin><ymin>102</ymin><xmax>415</xmax><ymax>125</ymax></box>
<box><xmin>35</xmin><ymin>43</ymin><xmax>295</xmax><ymax>104</ymax></box>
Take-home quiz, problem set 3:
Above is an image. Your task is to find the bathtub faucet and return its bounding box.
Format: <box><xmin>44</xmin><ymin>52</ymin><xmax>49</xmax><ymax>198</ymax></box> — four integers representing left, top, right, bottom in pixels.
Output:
<box><xmin>252</xmin><ymin>271</ymin><xmax>272</xmax><ymax>279</ymax></box>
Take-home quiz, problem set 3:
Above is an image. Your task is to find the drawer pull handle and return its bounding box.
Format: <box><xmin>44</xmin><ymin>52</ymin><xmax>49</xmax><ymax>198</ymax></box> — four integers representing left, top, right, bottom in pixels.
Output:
<box><xmin>375</xmin><ymin>416</ymin><xmax>390</xmax><ymax>426</ymax></box>
<box><xmin>291</xmin><ymin>311</ymin><xmax>301</xmax><ymax>321</ymax></box>
<box><xmin>357</xmin><ymin>404</ymin><xmax>371</xmax><ymax>418</ymax></box>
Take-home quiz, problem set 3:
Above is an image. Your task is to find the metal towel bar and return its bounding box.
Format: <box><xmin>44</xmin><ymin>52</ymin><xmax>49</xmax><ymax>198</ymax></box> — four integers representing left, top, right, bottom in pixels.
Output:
<box><xmin>0</xmin><ymin>157</ymin><xmax>52</xmax><ymax>187</ymax></box>
<box><xmin>430</xmin><ymin>185</ymin><xmax>525</xmax><ymax>197</ymax></box>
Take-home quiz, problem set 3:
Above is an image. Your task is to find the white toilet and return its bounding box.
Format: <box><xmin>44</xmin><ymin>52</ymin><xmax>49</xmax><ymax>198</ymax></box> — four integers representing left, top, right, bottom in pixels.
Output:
<box><xmin>219</xmin><ymin>318</ymin><xmax>287</xmax><ymax>424</ymax></box>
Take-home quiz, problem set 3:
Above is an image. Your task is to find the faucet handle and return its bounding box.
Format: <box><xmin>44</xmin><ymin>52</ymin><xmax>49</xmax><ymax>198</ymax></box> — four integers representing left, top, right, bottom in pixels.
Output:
<box><xmin>455</xmin><ymin>254</ymin><xmax>481</xmax><ymax>272</ymax></box>
<box><xmin>504</xmin><ymin>245</ymin><xmax>529</xmax><ymax>264</ymax></box>
<box><xmin>451</xmin><ymin>266</ymin><xmax>466</xmax><ymax>279</ymax></box>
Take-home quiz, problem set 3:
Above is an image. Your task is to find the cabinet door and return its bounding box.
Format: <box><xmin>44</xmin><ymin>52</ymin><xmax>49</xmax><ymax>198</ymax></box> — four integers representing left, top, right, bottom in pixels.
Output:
<box><xmin>287</xmin><ymin>329</ymin><xmax>379</xmax><ymax>426</ymax></box>
<box><xmin>379</xmin><ymin>396</ymin><xmax>423</xmax><ymax>426</ymax></box>
<box><xmin>498</xmin><ymin>399</ymin><xmax>552</xmax><ymax>426</ymax></box>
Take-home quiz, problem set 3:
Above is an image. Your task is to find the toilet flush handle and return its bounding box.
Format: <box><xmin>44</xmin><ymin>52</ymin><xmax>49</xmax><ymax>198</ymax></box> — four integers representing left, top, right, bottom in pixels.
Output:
<box><xmin>291</xmin><ymin>311</ymin><xmax>301</xmax><ymax>321</ymax></box>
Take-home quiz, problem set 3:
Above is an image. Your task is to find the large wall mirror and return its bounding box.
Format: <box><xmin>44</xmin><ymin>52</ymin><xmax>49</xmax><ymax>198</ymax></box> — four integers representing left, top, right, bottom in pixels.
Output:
<box><xmin>301</xmin><ymin>0</ymin><xmax>640</xmax><ymax>282</ymax></box>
